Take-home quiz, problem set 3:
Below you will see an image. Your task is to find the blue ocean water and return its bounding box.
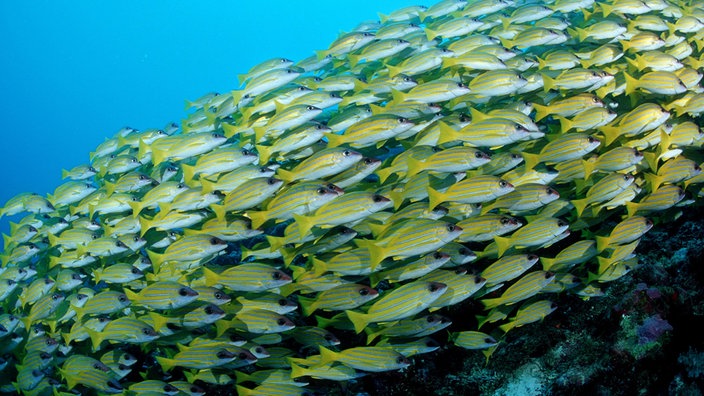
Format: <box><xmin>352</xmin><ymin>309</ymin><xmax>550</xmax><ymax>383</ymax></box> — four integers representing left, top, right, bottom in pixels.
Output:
<box><xmin>0</xmin><ymin>0</ymin><xmax>420</xmax><ymax>247</ymax></box>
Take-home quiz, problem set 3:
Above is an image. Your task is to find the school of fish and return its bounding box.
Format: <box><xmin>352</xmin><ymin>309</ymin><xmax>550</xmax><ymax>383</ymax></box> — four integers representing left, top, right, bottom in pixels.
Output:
<box><xmin>1</xmin><ymin>0</ymin><xmax>704</xmax><ymax>394</ymax></box>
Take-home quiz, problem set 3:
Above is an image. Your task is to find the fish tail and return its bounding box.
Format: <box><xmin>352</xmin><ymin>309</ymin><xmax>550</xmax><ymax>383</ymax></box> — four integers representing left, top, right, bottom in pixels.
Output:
<box><xmin>149</xmin><ymin>312</ymin><xmax>169</xmax><ymax>333</ymax></box>
<box><xmin>532</xmin><ymin>103</ymin><xmax>550</xmax><ymax>122</ymax></box>
<box><xmin>537</xmin><ymin>57</ymin><xmax>547</xmax><ymax>70</ymax></box>
<box><xmin>556</xmin><ymin>116</ymin><xmax>572</xmax><ymax>133</ymax></box>
<box><xmin>292</xmin><ymin>213</ymin><xmax>314</xmax><ymax>240</ymax></box>
<box><xmin>86</xmin><ymin>327</ymin><xmax>103</xmax><ymax>352</ymax></box>
<box><xmin>345</xmin><ymin>310</ymin><xmax>369</xmax><ymax>334</ymax></box>
<box><xmin>437</xmin><ymin>121</ymin><xmax>462</xmax><ymax>145</ymax></box>
<box><xmin>424</xmin><ymin>27</ymin><xmax>438</xmax><ymax>41</ymax></box>
<box><xmin>128</xmin><ymin>200</ymin><xmax>142</xmax><ymax>219</ymax></box>
<box><xmin>405</xmin><ymin>156</ymin><xmax>424</xmax><ymax>179</ymax></box>
<box><xmin>624</xmin><ymin>72</ymin><xmax>638</xmax><ymax>96</ymax></box>
<box><xmin>599</xmin><ymin>125</ymin><xmax>620</xmax><ymax>146</ymax></box>
<box><xmin>541</xmin><ymin>257</ymin><xmax>555</xmax><ymax>271</ymax></box>
<box><xmin>155</xmin><ymin>356</ymin><xmax>176</xmax><ymax>372</ymax></box>
<box><xmin>312</xmin><ymin>258</ymin><xmax>329</xmax><ymax>277</ymax></box>
<box><xmin>181</xmin><ymin>163</ymin><xmax>197</xmax><ymax>185</ymax></box>
<box><xmin>298</xmin><ymin>295</ymin><xmax>317</xmax><ymax>317</ymax></box>
<box><xmin>367</xmin><ymin>242</ymin><xmax>386</xmax><ymax>271</ymax></box>
<box><xmin>255</xmin><ymin>144</ymin><xmax>273</xmax><ymax>164</ymax></box>
<box><xmin>643</xmin><ymin>173</ymin><xmax>663</xmax><ymax>192</ymax></box>
<box><xmin>597</xmin><ymin>256</ymin><xmax>614</xmax><ymax>274</ymax></box>
<box><xmin>266</xmin><ymin>235</ymin><xmax>284</xmax><ymax>251</ymax></box>
<box><xmin>290</xmin><ymin>362</ymin><xmax>308</xmax><ymax>378</ymax></box>
<box><xmin>494</xmin><ymin>235</ymin><xmax>512</xmax><ymax>257</ymax></box>
<box><xmin>325</xmin><ymin>132</ymin><xmax>345</xmax><ymax>148</ymax></box>
<box><xmin>215</xmin><ymin>319</ymin><xmax>232</xmax><ymax>337</ymax></box>
<box><xmin>203</xmin><ymin>267</ymin><xmax>220</xmax><ymax>287</ymax></box>
<box><xmin>499</xmin><ymin>321</ymin><xmax>515</xmax><ymax>333</ymax></box>
<box><xmin>599</xmin><ymin>2</ymin><xmax>612</xmax><ymax>16</ymax></box>
<box><xmin>521</xmin><ymin>152</ymin><xmax>541</xmax><ymax>171</ymax></box>
<box><xmin>387</xmin><ymin>64</ymin><xmax>402</xmax><ymax>78</ymax></box>
<box><xmin>427</xmin><ymin>187</ymin><xmax>445</xmax><ymax>212</ymax></box>
<box><xmin>541</xmin><ymin>73</ymin><xmax>556</xmax><ymax>93</ymax></box>
<box><xmin>375</xmin><ymin>167</ymin><xmax>394</xmax><ymax>184</ymax></box>
<box><xmin>571</xmin><ymin>198</ymin><xmax>589</xmax><ymax>217</ymax></box>
<box><xmin>146</xmin><ymin>250</ymin><xmax>164</xmax><ymax>269</ymax></box>
<box><xmin>280</xmin><ymin>247</ymin><xmax>298</xmax><ymax>268</ymax></box>
<box><xmin>247</xmin><ymin>210</ymin><xmax>270</xmax><ymax>230</ymax></box>
<box><xmin>481</xmin><ymin>297</ymin><xmax>502</xmax><ymax>310</ymax></box>
<box><xmin>390</xmin><ymin>89</ymin><xmax>406</xmax><ymax>105</ymax></box>
<box><xmin>595</xmin><ymin>235</ymin><xmax>610</xmax><ymax>253</ymax></box>
<box><xmin>276</xmin><ymin>168</ymin><xmax>295</xmax><ymax>183</ymax></box>
<box><xmin>211</xmin><ymin>204</ymin><xmax>227</xmax><ymax>223</ymax></box>
<box><xmin>582</xmin><ymin>159</ymin><xmax>596</xmax><ymax>180</ymax></box>
<box><xmin>626</xmin><ymin>201</ymin><xmax>639</xmax><ymax>217</ymax></box>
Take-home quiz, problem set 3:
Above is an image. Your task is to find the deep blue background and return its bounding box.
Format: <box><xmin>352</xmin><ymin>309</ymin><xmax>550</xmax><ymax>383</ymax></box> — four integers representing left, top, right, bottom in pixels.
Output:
<box><xmin>0</xmin><ymin>0</ymin><xmax>421</xmax><ymax>247</ymax></box>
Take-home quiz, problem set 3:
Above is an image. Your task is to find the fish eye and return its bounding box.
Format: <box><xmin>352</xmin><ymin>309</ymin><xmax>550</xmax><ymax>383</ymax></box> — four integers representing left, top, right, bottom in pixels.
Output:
<box><xmin>428</xmin><ymin>283</ymin><xmax>440</xmax><ymax>292</ymax></box>
<box><xmin>324</xmin><ymin>334</ymin><xmax>334</xmax><ymax>341</ymax></box>
<box><xmin>40</xmin><ymin>352</ymin><xmax>50</xmax><ymax>359</ymax></box>
<box><xmin>403</xmin><ymin>77</ymin><xmax>413</xmax><ymax>82</ymax></box>
<box><xmin>307</xmin><ymin>105</ymin><xmax>316</xmax><ymax>111</ymax></box>
<box><xmin>118</xmin><ymin>294</ymin><xmax>128</xmax><ymax>302</ymax></box>
<box><xmin>587</xmin><ymin>136</ymin><xmax>598</xmax><ymax>143</ymax></box>
<box><xmin>499</xmin><ymin>180</ymin><xmax>509</xmax><ymax>188</ymax></box>
<box><xmin>214</xmin><ymin>291</ymin><xmax>225</xmax><ymax>300</ymax></box>
<box><xmin>52</xmin><ymin>294</ymin><xmax>61</xmax><ymax>300</ymax></box>
<box><xmin>210</xmin><ymin>237</ymin><xmax>220</xmax><ymax>245</ymax></box>
<box><xmin>317</xmin><ymin>187</ymin><xmax>327</xmax><ymax>195</ymax></box>
<box><xmin>433</xmin><ymin>252</ymin><xmax>443</xmax><ymax>259</ymax></box>
<box><xmin>364</xmin><ymin>158</ymin><xmax>375</xmax><ymax>164</ymax></box>
<box><xmin>272</xmin><ymin>271</ymin><xmax>282</xmax><ymax>280</ymax></box>
<box><xmin>178</xmin><ymin>288</ymin><xmax>189</xmax><ymax>296</ymax></box>
<box><xmin>259</xmin><ymin>167</ymin><xmax>269</xmax><ymax>173</ymax></box>
<box><xmin>500</xmin><ymin>217</ymin><xmax>511</xmax><ymax>225</ymax></box>
<box><xmin>278</xmin><ymin>299</ymin><xmax>288</xmax><ymax>306</ymax></box>
<box><xmin>623</xmin><ymin>175</ymin><xmax>631</xmax><ymax>181</ymax></box>
<box><xmin>398</xmin><ymin>117</ymin><xmax>409</xmax><ymax>123</ymax></box>
<box><xmin>557</xmin><ymin>219</ymin><xmax>568</xmax><ymax>227</ymax></box>
<box><xmin>205</xmin><ymin>305</ymin><xmax>214</xmax><ymax>314</ymax></box>
<box><xmin>116</xmin><ymin>241</ymin><xmax>127</xmax><ymax>247</ymax></box>
<box><xmin>359</xmin><ymin>288</ymin><xmax>370</xmax><ymax>296</ymax></box>
<box><xmin>343</xmin><ymin>150</ymin><xmax>351</xmax><ymax>156</ymax></box>
<box><xmin>276</xmin><ymin>318</ymin><xmax>287</xmax><ymax>326</ymax></box>
<box><xmin>238</xmin><ymin>352</ymin><xmax>249</xmax><ymax>359</ymax></box>
<box><xmin>459</xmin><ymin>247</ymin><xmax>472</xmax><ymax>255</ymax></box>
<box><xmin>286</xmin><ymin>69</ymin><xmax>295</xmax><ymax>74</ymax></box>
<box><xmin>396</xmin><ymin>356</ymin><xmax>406</xmax><ymax>364</ymax></box>
<box><xmin>93</xmin><ymin>363</ymin><xmax>103</xmax><ymax>370</ymax></box>
<box><xmin>447</xmin><ymin>224</ymin><xmax>456</xmax><ymax>232</ymax></box>
<box><xmin>372</xmin><ymin>194</ymin><xmax>385</xmax><ymax>203</ymax></box>
<box><xmin>475</xmin><ymin>151</ymin><xmax>485</xmax><ymax>158</ymax></box>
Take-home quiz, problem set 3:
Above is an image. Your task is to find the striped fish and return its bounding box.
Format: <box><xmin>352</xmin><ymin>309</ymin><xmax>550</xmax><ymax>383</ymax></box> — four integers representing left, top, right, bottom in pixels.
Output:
<box><xmin>123</xmin><ymin>282</ymin><xmax>198</xmax><ymax>310</ymax></box>
<box><xmin>481</xmin><ymin>254</ymin><xmax>540</xmax><ymax>287</ymax></box>
<box><xmin>203</xmin><ymin>263</ymin><xmax>291</xmax><ymax>292</ymax></box>
<box><xmin>572</xmin><ymin>173</ymin><xmax>635</xmax><ymax>216</ymax></box>
<box><xmin>355</xmin><ymin>218</ymin><xmax>463</xmax><ymax>269</ymax></box>
<box><xmin>276</xmin><ymin>147</ymin><xmax>363</xmax><ymax>182</ymax></box>
<box><xmin>499</xmin><ymin>300</ymin><xmax>558</xmax><ymax>333</ymax></box>
<box><xmin>494</xmin><ymin>217</ymin><xmax>570</xmax><ymax>257</ymax></box>
<box><xmin>298</xmin><ymin>284</ymin><xmax>378</xmax><ymax>316</ymax></box>
<box><xmin>345</xmin><ymin>280</ymin><xmax>448</xmax><ymax>333</ymax></box>
<box><xmin>428</xmin><ymin>175</ymin><xmax>514</xmax><ymax>210</ymax></box>
<box><xmin>595</xmin><ymin>216</ymin><xmax>653</xmax><ymax>252</ymax></box>
<box><xmin>482</xmin><ymin>271</ymin><xmax>555</xmax><ymax>309</ymax></box>
<box><xmin>319</xmin><ymin>345</ymin><xmax>409</xmax><ymax>372</ymax></box>
<box><xmin>326</xmin><ymin>115</ymin><xmax>414</xmax><ymax>149</ymax></box>
<box><xmin>247</xmin><ymin>181</ymin><xmax>342</xmax><ymax>229</ymax></box>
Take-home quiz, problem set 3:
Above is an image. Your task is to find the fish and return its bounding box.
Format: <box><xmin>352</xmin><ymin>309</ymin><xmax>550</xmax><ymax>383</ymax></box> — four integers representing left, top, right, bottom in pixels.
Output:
<box><xmin>346</xmin><ymin>281</ymin><xmax>448</xmax><ymax>333</ymax></box>
<box><xmin>2</xmin><ymin>0</ymin><xmax>704</xmax><ymax>392</ymax></box>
